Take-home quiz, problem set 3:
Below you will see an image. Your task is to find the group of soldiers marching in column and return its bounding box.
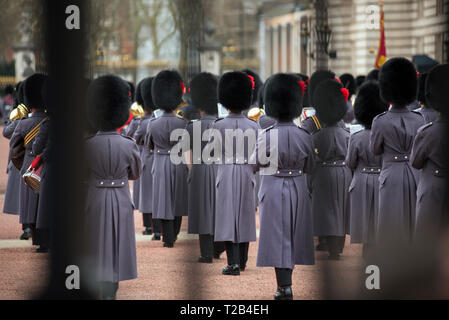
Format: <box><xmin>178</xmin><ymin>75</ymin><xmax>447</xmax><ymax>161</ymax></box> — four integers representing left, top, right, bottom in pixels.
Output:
<box><xmin>2</xmin><ymin>57</ymin><xmax>447</xmax><ymax>300</ymax></box>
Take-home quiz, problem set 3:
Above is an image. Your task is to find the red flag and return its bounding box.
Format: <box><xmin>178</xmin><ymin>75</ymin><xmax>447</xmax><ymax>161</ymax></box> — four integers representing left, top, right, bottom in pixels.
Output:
<box><xmin>374</xmin><ymin>1</ymin><xmax>386</xmax><ymax>69</ymax></box>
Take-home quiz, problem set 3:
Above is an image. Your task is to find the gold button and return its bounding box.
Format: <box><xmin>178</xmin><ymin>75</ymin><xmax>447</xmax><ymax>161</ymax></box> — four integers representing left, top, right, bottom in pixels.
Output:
<box><xmin>100</xmin><ymin>182</ymin><xmax>104</xmax><ymax>185</ymax></box>
<box><xmin>333</xmin><ymin>162</ymin><xmax>337</xmax><ymax>165</ymax></box>
<box><xmin>436</xmin><ymin>170</ymin><xmax>439</xmax><ymax>174</ymax></box>
<box><xmin>122</xmin><ymin>182</ymin><xmax>125</xmax><ymax>185</ymax></box>
<box><xmin>168</xmin><ymin>150</ymin><xmax>171</xmax><ymax>154</ymax></box>
<box><xmin>363</xmin><ymin>168</ymin><xmax>366</xmax><ymax>171</ymax></box>
<box><xmin>394</xmin><ymin>156</ymin><xmax>398</xmax><ymax>160</ymax></box>
<box><xmin>277</xmin><ymin>171</ymin><xmax>280</xmax><ymax>174</ymax></box>
<box><xmin>405</xmin><ymin>156</ymin><xmax>408</xmax><ymax>159</ymax></box>
<box><xmin>112</xmin><ymin>182</ymin><xmax>115</xmax><ymax>186</ymax></box>
<box><xmin>371</xmin><ymin>169</ymin><xmax>374</xmax><ymax>172</ymax></box>
<box><xmin>378</xmin><ymin>169</ymin><xmax>381</xmax><ymax>172</ymax></box>
<box><xmin>289</xmin><ymin>172</ymin><xmax>292</xmax><ymax>175</ymax></box>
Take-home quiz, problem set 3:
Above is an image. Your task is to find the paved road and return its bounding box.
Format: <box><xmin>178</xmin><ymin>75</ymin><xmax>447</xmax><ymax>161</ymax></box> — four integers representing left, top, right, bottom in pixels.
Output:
<box><xmin>0</xmin><ymin>133</ymin><xmax>368</xmax><ymax>300</ymax></box>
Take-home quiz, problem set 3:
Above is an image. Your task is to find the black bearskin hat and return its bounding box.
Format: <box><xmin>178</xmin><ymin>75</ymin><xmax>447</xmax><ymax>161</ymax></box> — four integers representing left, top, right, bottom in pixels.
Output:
<box><xmin>417</xmin><ymin>73</ymin><xmax>428</xmax><ymax>106</ymax></box>
<box><xmin>314</xmin><ymin>79</ymin><xmax>347</xmax><ymax>126</ymax></box>
<box><xmin>152</xmin><ymin>70</ymin><xmax>184</xmax><ymax>112</ymax></box>
<box><xmin>189</xmin><ymin>72</ymin><xmax>218</xmax><ymax>115</ymax></box>
<box><xmin>366</xmin><ymin>69</ymin><xmax>380</xmax><ymax>82</ymax></box>
<box><xmin>425</xmin><ymin>63</ymin><xmax>449</xmax><ymax>116</ymax></box>
<box><xmin>140</xmin><ymin>77</ymin><xmax>156</xmax><ymax>112</ymax></box>
<box><xmin>340</xmin><ymin>73</ymin><xmax>357</xmax><ymax>99</ymax></box>
<box><xmin>87</xmin><ymin>75</ymin><xmax>131</xmax><ymax>131</ymax></box>
<box><xmin>242</xmin><ymin>69</ymin><xmax>263</xmax><ymax>106</ymax></box>
<box><xmin>354</xmin><ymin>81</ymin><xmax>389</xmax><ymax>129</ymax></box>
<box><xmin>264</xmin><ymin>73</ymin><xmax>303</xmax><ymax>122</ymax></box>
<box><xmin>356</xmin><ymin>75</ymin><xmax>366</xmax><ymax>88</ymax></box>
<box><xmin>308</xmin><ymin>70</ymin><xmax>335</xmax><ymax>107</ymax></box>
<box><xmin>379</xmin><ymin>57</ymin><xmax>418</xmax><ymax>106</ymax></box>
<box><xmin>127</xmin><ymin>81</ymin><xmax>136</xmax><ymax>101</ymax></box>
<box><xmin>135</xmin><ymin>79</ymin><xmax>145</xmax><ymax>107</ymax></box>
<box><xmin>23</xmin><ymin>73</ymin><xmax>47</xmax><ymax>110</ymax></box>
<box><xmin>218</xmin><ymin>71</ymin><xmax>252</xmax><ymax>111</ymax></box>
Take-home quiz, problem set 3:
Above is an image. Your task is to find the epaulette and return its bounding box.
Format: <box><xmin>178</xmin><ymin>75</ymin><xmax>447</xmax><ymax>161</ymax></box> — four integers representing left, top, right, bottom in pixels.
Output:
<box><xmin>373</xmin><ymin>111</ymin><xmax>388</xmax><ymax>122</ymax></box>
<box><xmin>214</xmin><ymin>118</ymin><xmax>225</xmax><ymax>123</ymax></box>
<box><xmin>297</xmin><ymin>126</ymin><xmax>310</xmax><ymax>134</ymax></box>
<box><xmin>417</xmin><ymin>121</ymin><xmax>433</xmax><ymax>134</ymax></box>
<box><xmin>262</xmin><ymin>125</ymin><xmax>275</xmax><ymax>133</ymax></box>
<box><xmin>121</xmin><ymin>134</ymin><xmax>136</xmax><ymax>142</ymax></box>
<box><xmin>412</xmin><ymin>110</ymin><xmax>425</xmax><ymax>118</ymax></box>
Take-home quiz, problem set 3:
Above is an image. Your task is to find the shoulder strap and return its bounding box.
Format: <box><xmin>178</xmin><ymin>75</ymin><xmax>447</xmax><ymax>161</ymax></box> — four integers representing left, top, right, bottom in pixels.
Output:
<box><xmin>24</xmin><ymin>117</ymin><xmax>49</xmax><ymax>147</ymax></box>
<box><xmin>311</xmin><ymin>115</ymin><xmax>322</xmax><ymax>130</ymax></box>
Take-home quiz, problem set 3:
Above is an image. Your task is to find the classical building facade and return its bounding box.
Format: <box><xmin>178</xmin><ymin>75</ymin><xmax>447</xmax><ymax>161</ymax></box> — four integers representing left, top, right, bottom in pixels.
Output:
<box><xmin>261</xmin><ymin>0</ymin><xmax>448</xmax><ymax>79</ymax></box>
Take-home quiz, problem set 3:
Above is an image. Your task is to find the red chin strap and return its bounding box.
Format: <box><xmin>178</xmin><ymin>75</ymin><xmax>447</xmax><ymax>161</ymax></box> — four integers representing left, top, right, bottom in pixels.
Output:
<box><xmin>298</xmin><ymin>81</ymin><xmax>307</xmax><ymax>96</ymax></box>
<box><xmin>117</xmin><ymin>112</ymin><xmax>133</xmax><ymax>133</ymax></box>
<box><xmin>340</xmin><ymin>88</ymin><xmax>349</xmax><ymax>102</ymax></box>
<box><xmin>247</xmin><ymin>75</ymin><xmax>255</xmax><ymax>90</ymax></box>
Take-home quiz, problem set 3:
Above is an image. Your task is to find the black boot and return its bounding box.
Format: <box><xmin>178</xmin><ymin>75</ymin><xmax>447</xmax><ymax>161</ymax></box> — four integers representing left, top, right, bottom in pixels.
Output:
<box><xmin>36</xmin><ymin>245</ymin><xmax>49</xmax><ymax>253</ymax></box>
<box><xmin>316</xmin><ymin>237</ymin><xmax>328</xmax><ymax>251</ymax></box>
<box><xmin>239</xmin><ymin>264</ymin><xmax>246</xmax><ymax>271</ymax></box>
<box><xmin>222</xmin><ymin>264</ymin><xmax>240</xmax><ymax>276</ymax></box>
<box><xmin>198</xmin><ymin>256</ymin><xmax>213</xmax><ymax>264</ymax></box>
<box><xmin>163</xmin><ymin>242</ymin><xmax>174</xmax><ymax>248</ymax></box>
<box><xmin>152</xmin><ymin>233</ymin><xmax>161</xmax><ymax>241</ymax></box>
<box><xmin>142</xmin><ymin>227</ymin><xmax>153</xmax><ymax>235</ymax></box>
<box><xmin>20</xmin><ymin>228</ymin><xmax>32</xmax><ymax>240</ymax></box>
<box><xmin>274</xmin><ymin>286</ymin><xmax>293</xmax><ymax>300</ymax></box>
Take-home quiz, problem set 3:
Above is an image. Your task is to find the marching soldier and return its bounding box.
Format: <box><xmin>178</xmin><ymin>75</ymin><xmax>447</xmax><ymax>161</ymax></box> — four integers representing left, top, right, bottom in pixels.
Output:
<box><xmin>123</xmin><ymin>81</ymin><xmax>143</xmax><ymax>218</ymax></box>
<box><xmin>3</xmin><ymin>82</ymin><xmax>26</xmax><ymax>225</ymax></box>
<box><xmin>148</xmin><ymin>70</ymin><xmax>189</xmax><ymax>248</ymax></box>
<box><xmin>253</xmin><ymin>73</ymin><xmax>315</xmax><ymax>300</ymax></box>
<box><xmin>10</xmin><ymin>74</ymin><xmax>48</xmax><ymax>248</ymax></box>
<box><xmin>256</xmin><ymin>83</ymin><xmax>276</xmax><ymax>130</ymax></box>
<box><xmin>411</xmin><ymin>64</ymin><xmax>449</xmax><ymax>238</ymax></box>
<box><xmin>417</xmin><ymin>73</ymin><xmax>438</xmax><ymax>123</ymax></box>
<box><xmin>311</xmin><ymin>79</ymin><xmax>352</xmax><ymax>260</ymax></box>
<box><xmin>370</xmin><ymin>57</ymin><xmax>426</xmax><ymax>245</ymax></box>
<box><xmin>339</xmin><ymin>73</ymin><xmax>356</xmax><ymax>124</ymax></box>
<box><xmin>211</xmin><ymin>71</ymin><xmax>259</xmax><ymax>275</ymax></box>
<box><xmin>185</xmin><ymin>72</ymin><xmax>225</xmax><ymax>263</ymax></box>
<box><xmin>135</xmin><ymin>77</ymin><xmax>161</xmax><ymax>241</ymax></box>
<box><xmin>84</xmin><ymin>75</ymin><xmax>142</xmax><ymax>300</ymax></box>
<box><xmin>346</xmin><ymin>81</ymin><xmax>388</xmax><ymax>258</ymax></box>
<box><xmin>301</xmin><ymin>70</ymin><xmax>345</xmax><ymax>252</ymax></box>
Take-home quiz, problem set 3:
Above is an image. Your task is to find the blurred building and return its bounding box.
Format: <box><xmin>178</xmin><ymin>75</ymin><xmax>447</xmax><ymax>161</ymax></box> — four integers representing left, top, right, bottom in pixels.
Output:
<box><xmin>261</xmin><ymin>0</ymin><xmax>449</xmax><ymax>79</ymax></box>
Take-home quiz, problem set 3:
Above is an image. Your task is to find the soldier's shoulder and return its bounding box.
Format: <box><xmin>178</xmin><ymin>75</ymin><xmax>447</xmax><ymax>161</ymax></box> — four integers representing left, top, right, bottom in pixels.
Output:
<box><xmin>372</xmin><ymin>111</ymin><xmax>388</xmax><ymax>123</ymax></box>
<box><xmin>411</xmin><ymin>110</ymin><xmax>425</xmax><ymax>118</ymax></box>
<box><xmin>417</xmin><ymin>121</ymin><xmax>434</xmax><ymax>134</ymax></box>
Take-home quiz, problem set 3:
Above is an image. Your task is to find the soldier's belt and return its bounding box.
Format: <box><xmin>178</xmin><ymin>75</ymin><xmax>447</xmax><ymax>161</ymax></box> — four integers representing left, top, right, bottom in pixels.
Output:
<box><xmin>85</xmin><ymin>178</ymin><xmax>128</xmax><ymax>188</ymax></box>
<box><xmin>319</xmin><ymin>160</ymin><xmax>346</xmax><ymax>167</ymax></box>
<box><xmin>273</xmin><ymin>169</ymin><xmax>304</xmax><ymax>177</ymax></box>
<box><xmin>360</xmin><ymin>167</ymin><xmax>381</xmax><ymax>174</ymax></box>
<box><xmin>383</xmin><ymin>154</ymin><xmax>410</xmax><ymax>163</ymax></box>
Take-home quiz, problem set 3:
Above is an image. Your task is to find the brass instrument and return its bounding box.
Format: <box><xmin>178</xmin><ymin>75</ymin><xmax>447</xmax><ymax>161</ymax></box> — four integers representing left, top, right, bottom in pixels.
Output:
<box><xmin>174</xmin><ymin>101</ymin><xmax>188</xmax><ymax>119</ymax></box>
<box><xmin>9</xmin><ymin>104</ymin><xmax>29</xmax><ymax>122</ymax></box>
<box><xmin>247</xmin><ymin>107</ymin><xmax>265</xmax><ymax>122</ymax></box>
<box><xmin>130</xmin><ymin>102</ymin><xmax>145</xmax><ymax>119</ymax></box>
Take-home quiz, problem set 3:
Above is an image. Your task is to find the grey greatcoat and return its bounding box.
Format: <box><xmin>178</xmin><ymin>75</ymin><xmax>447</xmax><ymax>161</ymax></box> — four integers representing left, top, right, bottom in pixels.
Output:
<box><xmin>411</xmin><ymin>117</ymin><xmax>448</xmax><ymax>236</ymax></box>
<box><xmin>123</xmin><ymin>118</ymin><xmax>141</xmax><ymax>210</ymax></box>
<box><xmin>210</xmin><ymin>113</ymin><xmax>259</xmax><ymax>243</ymax></box>
<box><xmin>10</xmin><ymin>112</ymin><xmax>48</xmax><ymax>225</ymax></box>
<box><xmin>311</xmin><ymin>125</ymin><xmax>352</xmax><ymax>237</ymax></box>
<box><xmin>33</xmin><ymin>120</ymin><xmax>51</xmax><ymax>229</ymax></box>
<box><xmin>301</xmin><ymin>117</ymin><xmax>346</xmax><ymax>135</ymax></box>
<box><xmin>3</xmin><ymin>121</ymin><xmax>21</xmax><ymax>215</ymax></box>
<box><xmin>418</xmin><ymin>107</ymin><xmax>438</xmax><ymax>124</ymax></box>
<box><xmin>186</xmin><ymin>115</ymin><xmax>218</xmax><ymax>235</ymax></box>
<box><xmin>134</xmin><ymin>114</ymin><xmax>154</xmax><ymax>213</ymax></box>
<box><xmin>148</xmin><ymin>112</ymin><xmax>189</xmax><ymax>220</ymax></box>
<box><xmin>84</xmin><ymin>132</ymin><xmax>141</xmax><ymax>282</ymax></box>
<box><xmin>254</xmin><ymin>123</ymin><xmax>315</xmax><ymax>269</ymax></box>
<box><xmin>346</xmin><ymin>129</ymin><xmax>382</xmax><ymax>244</ymax></box>
<box><xmin>370</xmin><ymin>108</ymin><xmax>425</xmax><ymax>244</ymax></box>
<box><xmin>258</xmin><ymin>115</ymin><xmax>276</xmax><ymax>130</ymax></box>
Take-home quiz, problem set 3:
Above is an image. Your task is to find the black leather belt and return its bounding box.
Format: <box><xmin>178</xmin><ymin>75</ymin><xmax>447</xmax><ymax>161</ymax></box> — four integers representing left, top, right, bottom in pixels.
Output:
<box><xmin>319</xmin><ymin>160</ymin><xmax>346</xmax><ymax>167</ymax></box>
<box><xmin>86</xmin><ymin>178</ymin><xmax>128</xmax><ymax>188</ymax></box>
<box><xmin>384</xmin><ymin>154</ymin><xmax>410</xmax><ymax>162</ymax></box>
<box><xmin>360</xmin><ymin>167</ymin><xmax>381</xmax><ymax>174</ymax></box>
<box><xmin>273</xmin><ymin>169</ymin><xmax>304</xmax><ymax>177</ymax></box>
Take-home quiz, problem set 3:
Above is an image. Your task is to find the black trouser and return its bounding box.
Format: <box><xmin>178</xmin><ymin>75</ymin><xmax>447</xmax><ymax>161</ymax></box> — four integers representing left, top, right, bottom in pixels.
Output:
<box><xmin>161</xmin><ymin>216</ymin><xmax>182</xmax><ymax>244</ymax></box>
<box><xmin>327</xmin><ymin>236</ymin><xmax>346</xmax><ymax>256</ymax></box>
<box><xmin>225</xmin><ymin>242</ymin><xmax>249</xmax><ymax>266</ymax></box>
<box><xmin>143</xmin><ymin>213</ymin><xmax>161</xmax><ymax>233</ymax></box>
<box><xmin>22</xmin><ymin>223</ymin><xmax>31</xmax><ymax>230</ymax></box>
<box><xmin>101</xmin><ymin>282</ymin><xmax>119</xmax><ymax>298</ymax></box>
<box><xmin>34</xmin><ymin>228</ymin><xmax>50</xmax><ymax>248</ymax></box>
<box><xmin>275</xmin><ymin>268</ymin><xmax>293</xmax><ymax>287</ymax></box>
<box><xmin>199</xmin><ymin>235</ymin><xmax>225</xmax><ymax>258</ymax></box>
